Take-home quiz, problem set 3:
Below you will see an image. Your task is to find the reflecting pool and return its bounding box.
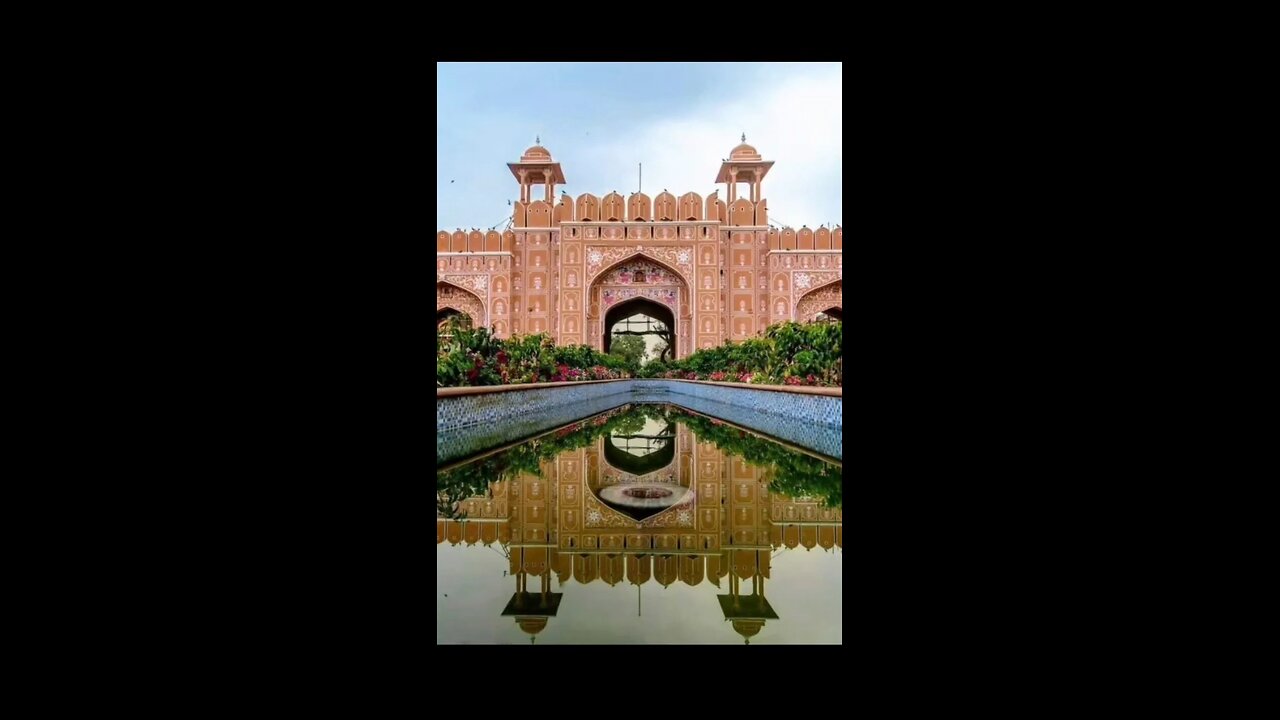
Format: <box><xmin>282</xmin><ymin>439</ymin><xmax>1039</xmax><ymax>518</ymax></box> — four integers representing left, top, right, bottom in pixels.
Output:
<box><xmin>436</xmin><ymin>403</ymin><xmax>842</xmax><ymax>644</ymax></box>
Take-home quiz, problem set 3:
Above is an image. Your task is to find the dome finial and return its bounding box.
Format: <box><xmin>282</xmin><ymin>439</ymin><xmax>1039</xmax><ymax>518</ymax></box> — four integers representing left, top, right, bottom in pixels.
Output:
<box><xmin>741</xmin><ymin>132</ymin><xmax>746</xmax><ymax>142</ymax></box>
<box><xmin>535</xmin><ymin>134</ymin><xmax>540</xmax><ymax>145</ymax></box>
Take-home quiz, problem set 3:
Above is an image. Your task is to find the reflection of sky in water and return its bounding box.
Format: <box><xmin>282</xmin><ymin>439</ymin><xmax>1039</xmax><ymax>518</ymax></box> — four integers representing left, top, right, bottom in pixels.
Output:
<box><xmin>436</xmin><ymin>543</ymin><xmax>841</xmax><ymax>645</ymax></box>
<box><xmin>608</xmin><ymin>417</ymin><xmax>670</xmax><ymax>456</ymax></box>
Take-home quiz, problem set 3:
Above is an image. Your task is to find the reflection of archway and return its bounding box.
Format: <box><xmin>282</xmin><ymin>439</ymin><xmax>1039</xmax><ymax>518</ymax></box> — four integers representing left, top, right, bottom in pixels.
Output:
<box><xmin>436</xmin><ymin>281</ymin><xmax>485</xmax><ymax>328</ymax></box>
<box><xmin>796</xmin><ymin>280</ymin><xmax>842</xmax><ymax>324</ymax></box>
<box><xmin>603</xmin><ymin>420</ymin><xmax>676</xmax><ymax>475</ymax></box>
<box><xmin>604</xmin><ymin>297</ymin><xmax>674</xmax><ymax>360</ymax></box>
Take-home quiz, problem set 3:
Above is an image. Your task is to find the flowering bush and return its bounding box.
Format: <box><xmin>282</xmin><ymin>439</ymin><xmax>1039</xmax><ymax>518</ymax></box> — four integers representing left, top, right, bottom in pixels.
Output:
<box><xmin>437</xmin><ymin>315</ymin><xmax>633</xmax><ymax>387</ymax></box>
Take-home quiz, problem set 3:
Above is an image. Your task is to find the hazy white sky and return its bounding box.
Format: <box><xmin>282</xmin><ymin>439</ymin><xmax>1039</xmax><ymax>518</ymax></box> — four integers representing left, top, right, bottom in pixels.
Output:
<box><xmin>437</xmin><ymin>62</ymin><xmax>842</xmax><ymax>233</ymax></box>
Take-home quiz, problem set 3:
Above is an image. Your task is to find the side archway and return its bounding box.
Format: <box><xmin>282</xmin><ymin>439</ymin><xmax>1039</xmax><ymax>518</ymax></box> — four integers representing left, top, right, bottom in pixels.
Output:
<box><xmin>795</xmin><ymin>280</ymin><xmax>842</xmax><ymax>324</ymax></box>
<box><xmin>437</xmin><ymin>281</ymin><xmax>486</xmax><ymax>328</ymax></box>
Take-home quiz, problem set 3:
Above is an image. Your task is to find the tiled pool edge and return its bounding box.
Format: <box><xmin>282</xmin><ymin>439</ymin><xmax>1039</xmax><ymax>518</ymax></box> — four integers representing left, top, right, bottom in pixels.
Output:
<box><xmin>631</xmin><ymin>382</ymin><xmax>842</xmax><ymax>460</ymax></box>
<box><xmin>437</xmin><ymin>380</ymin><xmax>634</xmax><ymax>464</ymax></box>
<box><xmin>437</xmin><ymin>380</ymin><xmax>842</xmax><ymax>464</ymax></box>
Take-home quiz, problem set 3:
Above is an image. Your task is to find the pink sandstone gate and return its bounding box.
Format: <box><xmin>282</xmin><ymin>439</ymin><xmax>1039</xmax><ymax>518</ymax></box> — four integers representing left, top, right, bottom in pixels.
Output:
<box><xmin>436</xmin><ymin>138</ymin><xmax>841</xmax><ymax>359</ymax></box>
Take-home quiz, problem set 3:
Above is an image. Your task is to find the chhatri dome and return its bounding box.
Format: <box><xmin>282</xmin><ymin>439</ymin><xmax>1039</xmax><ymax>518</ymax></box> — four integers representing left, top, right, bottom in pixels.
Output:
<box><xmin>520</xmin><ymin>137</ymin><xmax>553</xmax><ymax>162</ymax></box>
<box><xmin>729</xmin><ymin>134</ymin><xmax>762</xmax><ymax>161</ymax></box>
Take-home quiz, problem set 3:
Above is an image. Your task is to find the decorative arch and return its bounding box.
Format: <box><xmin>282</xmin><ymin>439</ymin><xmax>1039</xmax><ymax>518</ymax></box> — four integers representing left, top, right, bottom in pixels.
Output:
<box><xmin>585</xmin><ymin>252</ymin><xmax>690</xmax><ymax>357</ymax></box>
<box><xmin>795</xmin><ymin>279</ymin><xmax>842</xmax><ymax>324</ymax></box>
<box><xmin>586</xmin><ymin>248</ymin><xmax>694</xmax><ymax>287</ymax></box>
<box><xmin>436</xmin><ymin>281</ymin><xmax>486</xmax><ymax>328</ymax></box>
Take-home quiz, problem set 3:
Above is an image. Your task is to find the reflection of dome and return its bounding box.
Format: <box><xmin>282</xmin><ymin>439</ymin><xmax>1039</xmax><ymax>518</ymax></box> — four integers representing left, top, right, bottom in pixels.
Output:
<box><xmin>517</xmin><ymin>617</ymin><xmax>547</xmax><ymax>635</ymax></box>
<box><xmin>521</xmin><ymin>145</ymin><xmax>552</xmax><ymax>162</ymax></box>
<box><xmin>732</xmin><ymin>619</ymin><xmax>765</xmax><ymax>644</ymax></box>
<box><xmin>730</xmin><ymin>143</ymin><xmax>761</xmax><ymax>160</ymax></box>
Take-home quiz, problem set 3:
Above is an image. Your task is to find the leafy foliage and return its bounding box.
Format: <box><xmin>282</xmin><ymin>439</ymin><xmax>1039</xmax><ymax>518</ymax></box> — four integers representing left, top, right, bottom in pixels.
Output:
<box><xmin>437</xmin><ymin>405</ymin><xmax>840</xmax><ymax>518</ymax></box>
<box><xmin>608</xmin><ymin>334</ymin><xmax>647</xmax><ymax>369</ymax></box>
<box><xmin>667</xmin><ymin>407</ymin><xmax>842</xmax><ymax>508</ymax></box>
<box><xmin>436</xmin><ymin>404</ymin><xmax>671</xmax><ymax>518</ymax></box>
<box><xmin>636</xmin><ymin>320</ymin><xmax>842</xmax><ymax>386</ymax></box>
<box><xmin>437</xmin><ymin>315</ymin><xmax>631</xmax><ymax>387</ymax></box>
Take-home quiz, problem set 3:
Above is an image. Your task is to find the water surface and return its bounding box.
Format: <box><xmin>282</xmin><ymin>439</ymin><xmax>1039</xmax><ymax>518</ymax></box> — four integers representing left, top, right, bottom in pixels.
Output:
<box><xmin>436</xmin><ymin>403</ymin><xmax>842</xmax><ymax>644</ymax></box>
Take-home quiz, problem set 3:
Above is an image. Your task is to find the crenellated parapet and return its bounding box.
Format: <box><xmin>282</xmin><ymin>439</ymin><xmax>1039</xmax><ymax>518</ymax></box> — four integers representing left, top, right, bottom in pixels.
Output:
<box><xmin>437</xmin><ymin>136</ymin><xmax>840</xmax><ymax>343</ymax></box>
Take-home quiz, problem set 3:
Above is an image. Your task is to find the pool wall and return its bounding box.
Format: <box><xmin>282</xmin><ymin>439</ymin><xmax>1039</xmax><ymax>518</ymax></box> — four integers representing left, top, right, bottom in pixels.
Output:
<box><xmin>437</xmin><ymin>380</ymin><xmax>842</xmax><ymax>464</ymax></box>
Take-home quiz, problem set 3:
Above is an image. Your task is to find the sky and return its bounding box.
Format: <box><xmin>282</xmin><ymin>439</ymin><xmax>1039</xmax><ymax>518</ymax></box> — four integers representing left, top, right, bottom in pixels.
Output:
<box><xmin>436</xmin><ymin>62</ymin><xmax>842</xmax><ymax>233</ymax></box>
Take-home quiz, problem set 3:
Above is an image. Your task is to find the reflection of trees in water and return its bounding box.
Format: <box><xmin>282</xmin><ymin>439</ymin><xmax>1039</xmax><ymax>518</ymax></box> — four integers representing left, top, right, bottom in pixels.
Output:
<box><xmin>438</xmin><ymin>403</ymin><xmax>839</xmax><ymax>518</ymax></box>
<box><xmin>436</xmin><ymin>404</ymin><xmax>651</xmax><ymax>519</ymax></box>
<box><xmin>668</xmin><ymin>408</ymin><xmax>842</xmax><ymax>508</ymax></box>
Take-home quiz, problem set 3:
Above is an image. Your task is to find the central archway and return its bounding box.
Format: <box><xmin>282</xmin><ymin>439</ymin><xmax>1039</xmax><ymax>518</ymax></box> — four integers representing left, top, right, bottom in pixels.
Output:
<box><xmin>587</xmin><ymin>254</ymin><xmax>689</xmax><ymax>360</ymax></box>
<box><xmin>604</xmin><ymin>297</ymin><xmax>675</xmax><ymax>360</ymax></box>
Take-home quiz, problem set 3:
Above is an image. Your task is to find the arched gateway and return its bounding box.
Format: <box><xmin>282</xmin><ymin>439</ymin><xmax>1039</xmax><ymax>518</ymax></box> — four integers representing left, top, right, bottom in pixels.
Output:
<box><xmin>436</xmin><ymin>139</ymin><xmax>841</xmax><ymax>358</ymax></box>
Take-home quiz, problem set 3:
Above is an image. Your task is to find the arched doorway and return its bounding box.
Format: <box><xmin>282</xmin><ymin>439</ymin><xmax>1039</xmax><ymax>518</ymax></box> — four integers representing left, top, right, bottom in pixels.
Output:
<box><xmin>586</xmin><ymin>255</ymin><xmax>689</xmax><ymax>360</ymax></box>
<box><xmin>604</xmin><ymin>297</ymin><xmax>675</xmax><ymax>362</ymax></box>
<box><xmin>436</xmin><ymin>281</ymin><xmax>486</xmax><ymax>328</ymax></box>
<box><xmin>437</xmin><ymin>308</ymin><xmax>463</xmax><ymax>329</ymax></box>
<box><xmin>815</xmin><ymin>307</ymin><xmax>842</xmax><ymax>322</ymax></box>
<box><xmin>796</xmin><ymin>280</ymin><xmax>842</xmax><ymax>324</ymax></box>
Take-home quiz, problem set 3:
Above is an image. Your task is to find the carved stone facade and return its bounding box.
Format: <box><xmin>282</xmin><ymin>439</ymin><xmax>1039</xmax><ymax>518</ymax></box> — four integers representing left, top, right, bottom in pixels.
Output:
<box><xmin>795</xmin><ymin>280</ymin><xmax>844</xmax><ymax>324</ymax></box>
<box><xmin>436</xmin><ymin>140</ymin><xmax>842</xmax><ymax>358</ymax></box>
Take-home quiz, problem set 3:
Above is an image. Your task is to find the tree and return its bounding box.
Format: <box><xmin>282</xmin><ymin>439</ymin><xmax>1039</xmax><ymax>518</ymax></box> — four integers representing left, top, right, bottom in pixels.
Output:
<box><xmin>609</xmin><ymin>334</ymin><xmax>646</xmax><ymax>367</ymax></box>
<box><xmin>652</xmin><ymin>338</ymin><xmax>670</xmax><ymax>363</ymax></box>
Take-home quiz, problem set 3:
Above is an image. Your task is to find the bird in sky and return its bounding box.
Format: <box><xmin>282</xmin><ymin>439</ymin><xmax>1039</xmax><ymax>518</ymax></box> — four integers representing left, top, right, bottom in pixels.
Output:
<box><xmin>450</xmin><ymin>180</ymin><xmax>454</xmax><ymax>183</ymax></box>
